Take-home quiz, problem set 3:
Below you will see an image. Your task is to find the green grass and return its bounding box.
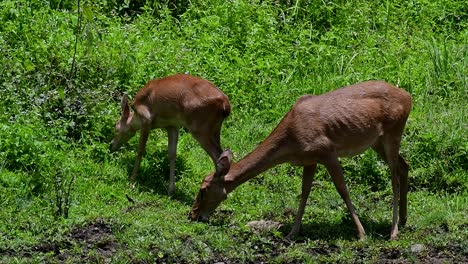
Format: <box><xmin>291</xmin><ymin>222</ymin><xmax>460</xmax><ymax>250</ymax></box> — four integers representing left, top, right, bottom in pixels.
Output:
<box><xmin>1</xmin><ymin>0</ymin><xmax>467</xmax><ymax>262</ymax></box>
<box><xmin>1</xmin><ymin>150</ymin><xmax>467</xmax><ymax>262</ymax></box>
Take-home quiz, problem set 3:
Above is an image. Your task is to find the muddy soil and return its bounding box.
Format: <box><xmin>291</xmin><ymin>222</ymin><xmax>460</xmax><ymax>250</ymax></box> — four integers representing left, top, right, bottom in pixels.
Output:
<box><xmin>1</xmin><ymin>218</ymin><xmax>121</xmax><ymax>263</ymax></box>
<box><xmin>1</xmin><ymin>218</ymin><xmax>466</xmax><ymax>263</ymax></box>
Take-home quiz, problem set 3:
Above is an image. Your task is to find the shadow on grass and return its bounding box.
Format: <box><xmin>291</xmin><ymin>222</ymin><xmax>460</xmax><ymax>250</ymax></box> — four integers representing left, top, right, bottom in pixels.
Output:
<box><xmin>207</xmin><ymin>207</ymin><xmax>395</xmax><ymax>241</ymax></box>
<box><xmin>281</xmin><ymin>216</ymin><xmax>394</xmax><ymax>241</ymax></box>
<box><xmin>205</xmin><ymin>202</ymin><xmax>399</xmax><ymax>241</ymax></box>
<box><xmin>122</xmin><ymin>149</ymin><xmax>195</xmax><ymax>205</ymax></box>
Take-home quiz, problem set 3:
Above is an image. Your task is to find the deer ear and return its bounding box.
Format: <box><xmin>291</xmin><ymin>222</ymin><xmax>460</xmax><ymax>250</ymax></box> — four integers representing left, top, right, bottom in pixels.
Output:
<box><xmin>215</xmin><ymin>149</ymin><xmax>232</xmax><ymax>178</ymax></box>
<box><xmin>121</xmin><ymin>94</ymin><xmax>130</xmax><ymax>120</ymax></box>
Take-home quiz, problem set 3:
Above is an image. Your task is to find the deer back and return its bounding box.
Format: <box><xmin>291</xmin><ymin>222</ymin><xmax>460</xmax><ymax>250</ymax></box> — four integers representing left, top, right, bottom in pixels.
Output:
<box><xmin>284</xmin><ymin>81</ymin><xmax>412</xmax><ymax>160</ymax></box>
<box><xmin>132</xmin><ymin>74</ymin><xmax>230</xmax><ymax>128</ymax></box>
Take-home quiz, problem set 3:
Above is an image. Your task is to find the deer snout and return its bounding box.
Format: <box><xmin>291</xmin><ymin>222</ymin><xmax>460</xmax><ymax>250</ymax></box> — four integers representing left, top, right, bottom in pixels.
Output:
<box><xmin>109</xmin><ymin>143</ymin><xmax>115</xmax><ymax>152</ymax></box>
<box><xmin>191</xmin><ymin>215</ymin><xmax>209</xmax><ymax>223</ymax></box>
<box><xmin>189</xmin><ymin>210</ymin><xmax>209</xmax><ymax>222</ymax></box>
<box><xmin>189</xmin><ymin>211</ymin><xmax>199</xmax><ymax>221</ymax></box>
<box><xmin>109</xmin><ymin>140</ymin><xmax>119</xmax><ymax>153</ymax></box>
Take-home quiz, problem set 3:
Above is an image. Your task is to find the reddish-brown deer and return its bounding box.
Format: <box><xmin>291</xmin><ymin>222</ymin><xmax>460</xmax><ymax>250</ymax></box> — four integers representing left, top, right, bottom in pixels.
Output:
<box><xmin>110</xmin><ymin>74</ymin><xmax>231</xmax><ymax>195</ymax></box>
<box><xmin>190</xmin><ymin>81</ymin><xmax>411</xmax><ymax>240</ymax></box>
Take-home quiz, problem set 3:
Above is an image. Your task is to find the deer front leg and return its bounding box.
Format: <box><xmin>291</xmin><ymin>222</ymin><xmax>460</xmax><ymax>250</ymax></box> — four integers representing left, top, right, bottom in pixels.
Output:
<box><xmin>324</xmin><ymin>155</ymin><xmax>366</xmax><ymax>241</ymax></box>
<box><xmin>130</xmin><ymin>125</ymin><xmax>150</xmax><ymax>181</ymax></box>
<box><xmin>167</xmin><ymin>126</ymin><xmax>179</xmax><ymax>196</ymax></box>
<box><xmin>286</xmin><ymin>164</ymin><xmax>317</xmax><ymax>240</ymax></box>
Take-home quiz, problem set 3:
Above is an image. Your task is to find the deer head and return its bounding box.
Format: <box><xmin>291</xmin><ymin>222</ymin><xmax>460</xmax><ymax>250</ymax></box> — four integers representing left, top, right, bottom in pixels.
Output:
<box><xmin>190</xmin><ymin>149</ymin><xmax>232</xmax><ymax>221</ymax></box>
<box><xmin>109</xmin><ymin>94</ymin><xmax>140</xmax><ymax>152</ymax></box>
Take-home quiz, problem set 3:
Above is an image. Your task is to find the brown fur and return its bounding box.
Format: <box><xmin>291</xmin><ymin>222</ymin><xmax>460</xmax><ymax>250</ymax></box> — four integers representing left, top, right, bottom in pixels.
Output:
<box><xmin>110</xmin><ymin>74</ymin><xmax>230</xmax><ymax>195</ymax></box>
<box><xmin>190</xmin><ymin>80</ymin><xmax>411</xmax><ymax>240</ymax></box>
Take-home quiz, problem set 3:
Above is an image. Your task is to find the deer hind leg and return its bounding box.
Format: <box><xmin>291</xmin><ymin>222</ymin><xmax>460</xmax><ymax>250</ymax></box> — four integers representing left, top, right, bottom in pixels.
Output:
<box><xmin>324</xmin><ymin>154</ymin><xmax>366</xmax><ymax>240</ymax></box>
<box><xmin>190</xmin><ymin>121</ymin><xmax>223</xmax><ymax>165</ymax></box>
<box><xmin>398</xmin><ymin>155</ymin><xmax>409</xmax><ymax>226</ymax></box>
<box><xmin>372</xmin><ymin>135</ymin><xmax>407</xmax><ymax>240</ymax></box>
<box><xmin>167</xmin><ymin>126</ymin><xmax>179</xmax><ymax>196</ymax></box>
<box><xmin>286</xmin><ymin>164</ymin><xmax>317</xmax><ymax>240</ymax></box>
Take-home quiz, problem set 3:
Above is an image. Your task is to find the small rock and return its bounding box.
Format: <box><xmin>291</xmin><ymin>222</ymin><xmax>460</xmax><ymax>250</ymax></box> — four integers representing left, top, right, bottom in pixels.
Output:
<box><xmin>411</xmin><ymin>244</ymin><xmax>425</xmax><ymax>253</ymax></box>
<box><xmin>246</xmin><ymin>220</ymin><xmax>282</xmax><ymax>233</ymax></box>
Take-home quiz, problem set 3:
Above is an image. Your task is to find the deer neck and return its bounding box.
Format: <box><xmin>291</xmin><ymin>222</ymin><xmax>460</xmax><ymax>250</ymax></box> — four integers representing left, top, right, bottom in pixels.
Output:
<box><xmin>224</xmin><ymin>131</ymin><xmax>289</xmax><ymax>193</ymax></box>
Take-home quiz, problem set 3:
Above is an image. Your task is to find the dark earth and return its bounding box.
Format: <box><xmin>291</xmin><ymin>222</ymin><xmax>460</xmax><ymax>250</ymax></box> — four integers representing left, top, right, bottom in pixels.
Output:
<box><xmin>1</xmin><ymin>218</ymin><xmax>466</xmax><ymax>263</ymax></box>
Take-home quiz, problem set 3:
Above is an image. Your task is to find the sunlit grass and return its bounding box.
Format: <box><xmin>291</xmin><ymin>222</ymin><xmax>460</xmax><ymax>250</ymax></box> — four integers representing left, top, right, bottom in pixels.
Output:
<box><xmin>0</xmin><ymin>0</ymin><xmax>467</xmax><ymax>262</ymax></box>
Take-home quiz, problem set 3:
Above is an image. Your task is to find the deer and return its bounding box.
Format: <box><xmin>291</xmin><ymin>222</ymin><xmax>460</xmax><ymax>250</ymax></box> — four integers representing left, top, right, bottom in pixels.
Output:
<box><xmin>190</xmin><ymin>80</ymin><xmax>411</xmax><ymax>241</ymax></box>
<box><xmin>110</xmin><ymin>74</ymin><xmax>231</xmax><ymax>195</ymax></box>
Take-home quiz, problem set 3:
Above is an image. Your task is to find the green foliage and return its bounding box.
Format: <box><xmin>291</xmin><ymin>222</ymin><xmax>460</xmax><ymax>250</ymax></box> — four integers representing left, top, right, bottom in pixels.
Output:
<box><xmin>0</xmin><ymin>123</ymin><xmax>48</xmax><ymax>171</ymax></box>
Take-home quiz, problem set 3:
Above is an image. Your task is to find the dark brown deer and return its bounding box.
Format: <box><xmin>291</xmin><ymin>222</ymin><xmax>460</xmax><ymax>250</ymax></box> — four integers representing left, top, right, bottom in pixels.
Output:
<box><xmin>190</xmin><ymin>81</ymin><xmax>411</xmax><ymax>240</ymax></box>
<box><xmin>110</xmin><ymin>74</ymin><xmax>231</xmax><ymax>195</ymax></box>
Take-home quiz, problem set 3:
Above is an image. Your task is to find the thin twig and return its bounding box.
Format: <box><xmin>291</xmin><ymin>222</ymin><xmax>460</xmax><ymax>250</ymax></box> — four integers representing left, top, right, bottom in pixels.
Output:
<box><xmin>64</xmin><ymin>174</ymin><xmax>76</xmax><ymax>218</ymax></box>
<box><xmin>67</xmin><ymin>0</ymin><xmax>82</xmax><ymax>89</ymax></box>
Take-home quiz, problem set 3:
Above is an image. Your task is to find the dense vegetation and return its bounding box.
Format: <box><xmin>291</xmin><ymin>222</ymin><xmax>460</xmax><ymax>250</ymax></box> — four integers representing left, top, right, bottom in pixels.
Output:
<box><xmin>1</xmin><ymin>0</ymin><xmax>467</xmax><ymax>262</ymax></box>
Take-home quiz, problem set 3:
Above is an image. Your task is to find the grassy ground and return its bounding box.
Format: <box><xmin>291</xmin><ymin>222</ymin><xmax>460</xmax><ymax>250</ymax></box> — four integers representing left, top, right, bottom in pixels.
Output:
<box><xmin>1</xmin><ymin>167</ymin><xmax>467</xmax><ymax>263</ymax></box>
<box><xmin>1</xmin><ymin>0</ymin><xmax>467</xmax><ymax>263</ymax></box>
<box><xmin>1</xmin><ymin>129</ymin><xmax>467</xmax><ymax>263</ymax></box>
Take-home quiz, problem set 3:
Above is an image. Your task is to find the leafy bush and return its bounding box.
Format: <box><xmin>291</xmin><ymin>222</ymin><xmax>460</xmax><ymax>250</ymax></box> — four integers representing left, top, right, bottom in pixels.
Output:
<box><xmin>0</xmin><ymin>123</ymin><xmax>51</xmax><ymax>171</ymax></box>
<box><xmin>0</xmin><ymin>0</ymin><xmax>466</xmax><ymax>198</ymax></box>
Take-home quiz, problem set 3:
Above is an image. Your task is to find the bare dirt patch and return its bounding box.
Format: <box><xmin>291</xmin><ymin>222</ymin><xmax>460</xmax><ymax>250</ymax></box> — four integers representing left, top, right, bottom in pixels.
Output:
<box><xmin>0</xmin><ymin>218</ymin><xmax>121</xmax><ymax>263</ymax></box>
<box><xmin>376</xmin><ymin>243</ymin><xmax>468</xmax><ymax>264</ymax></box>
<box><xmin>66</xmin><ymin>218</ymin><xmax>120</xmax><ymax>261</ymax></box>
